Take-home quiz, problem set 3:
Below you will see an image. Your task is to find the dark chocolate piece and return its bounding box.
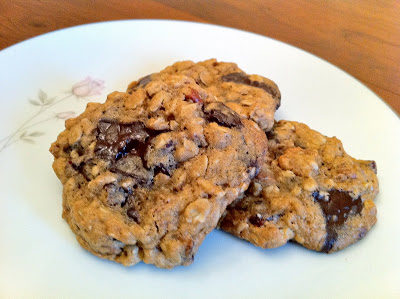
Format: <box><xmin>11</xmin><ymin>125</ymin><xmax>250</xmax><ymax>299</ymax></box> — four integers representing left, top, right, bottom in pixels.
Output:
<box><xmin>204</xmin><ymin>102</ymin><xmax>243</xmax><ymax>128</ymax></box>
<box><xmin>95</xmin><ymin>120</ymin><xmax>149</xmax><ymax>161</ymax></box>
<box><xmin>313</xmin><ymin>189</ymin><xmax>363</xmax><ymax>252</ymax></box>
<box><xmin>127</xmin><ymin>207</ymin><xmax>140</xmax><ymax>223</ymax></box>
<box><xmin>221</xmin><ymin>72</ymin><xmax>281</xmax><ymax>103</ymax></box>
<box><xmin>128</xmin><ymin>74</ymin><xmax>153</xmax><ymax>92</ymax></box>
<box><xmin>249</xmin><ymin>213</ymin><xmax>266</xmax><ymax>227</ymax></box>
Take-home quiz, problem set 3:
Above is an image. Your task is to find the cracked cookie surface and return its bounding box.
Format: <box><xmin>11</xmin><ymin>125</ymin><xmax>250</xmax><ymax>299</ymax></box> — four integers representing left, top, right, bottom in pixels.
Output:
<box><xmin>127</xmin><ymin>59</ymin><xmax>281</xmax><ymax>132</ymax></box>
<box><xmin>50</xmin><ymin>73</ymin><xmax>267</xmax><ymax>268</ymax></box>
<box><xmin>219</xmin><ymin>120</ymin><xmax>378</xmax><ymax>253</ymax></box>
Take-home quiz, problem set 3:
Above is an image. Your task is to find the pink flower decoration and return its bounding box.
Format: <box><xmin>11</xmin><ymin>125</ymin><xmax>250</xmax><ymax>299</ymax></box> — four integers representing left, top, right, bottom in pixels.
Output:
<box><xmin>71</xmin><ymin>77</ymin><xmax>105</xmax><ymax>98</ymax></box>
<box><xmin>56</xmin><ymin>111</ymin><xmax>76</xmax><ymax>120</ymax></box>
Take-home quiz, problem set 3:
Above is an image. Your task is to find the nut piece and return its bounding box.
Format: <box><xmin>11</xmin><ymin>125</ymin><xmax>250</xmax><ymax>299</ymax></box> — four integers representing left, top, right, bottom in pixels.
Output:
<box><xmin>278</xmin><ymin>148</ymin><xmax>320</xmax><ymax>177</ymax></box>
<box><xmin>184</xmin><ymin>198</ymin><xmax>211</xmax><ymax>224</ymax></box>
<box><xmin>175</xmin><ymin>139</ymin><xmax>199</xmax><ymax>162</ymax></box>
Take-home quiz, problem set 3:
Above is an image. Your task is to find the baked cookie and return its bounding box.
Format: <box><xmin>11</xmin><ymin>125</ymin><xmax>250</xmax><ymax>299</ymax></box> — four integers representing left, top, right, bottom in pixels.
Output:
<box><xmin>127</xmin><ymin>59</ymin><xmax>281</xmax><ymax>132</ymax></box>
<box><xmin>50</xmin><ymin>73</ymin><xmax>267</xmax><ymax>268</ymax></box>
<box><xmin>219</xmin><ymin>120</ymin><xmax>378</xmax><ymax>253</ymax></box>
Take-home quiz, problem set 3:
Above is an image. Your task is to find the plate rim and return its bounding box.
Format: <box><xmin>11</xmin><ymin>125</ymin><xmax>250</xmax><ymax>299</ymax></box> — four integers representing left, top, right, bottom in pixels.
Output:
<box><xmin>0</xmin><ymin>18</ymin><xmax>398</xmax><ymax>118</ymax></box>
<box><xmin>0</xmin><ymin>18</ymin><xmax>399</xmax><ymax>298</ymax></box>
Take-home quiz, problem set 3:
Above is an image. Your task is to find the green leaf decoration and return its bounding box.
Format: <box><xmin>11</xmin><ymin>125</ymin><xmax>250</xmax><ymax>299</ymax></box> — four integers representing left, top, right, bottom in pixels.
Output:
<box><xmin>29</xmin><ymin>99</ymin><xmax>41</xmax><ymax>106</ymax></box>
<box><xmin>28</xmin><ymin>131</ymin><xmax>45</xmax><ymax>137</ymax></box>
<box><xmin>38</xmin><ymin>89</ymin><xmax>47</xmax><ymax>103</ymax></box>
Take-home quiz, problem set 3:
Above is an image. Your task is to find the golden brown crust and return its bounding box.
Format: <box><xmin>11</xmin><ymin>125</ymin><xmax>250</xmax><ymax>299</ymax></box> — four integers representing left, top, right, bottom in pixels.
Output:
<box><xmin>219</xmin><ymin>120</ymin><xmax>379</xmax><ymax>253</ymax></box>
<box><xmin>128</xmin><ymin>59</ymin><xmax>281</xmax><ymax>131</ymax></box>
<box><xmin>50</xmin><ymin>73</ymin><xmax>268</xmax><ymax>268</ymax></box>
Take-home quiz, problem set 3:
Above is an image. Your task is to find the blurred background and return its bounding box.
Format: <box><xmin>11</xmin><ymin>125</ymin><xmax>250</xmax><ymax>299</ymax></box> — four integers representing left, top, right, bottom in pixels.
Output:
<box><xmin>0</xmin><ymin>0</ymin><xmax>399</xmax><ymax>113</ymax></box>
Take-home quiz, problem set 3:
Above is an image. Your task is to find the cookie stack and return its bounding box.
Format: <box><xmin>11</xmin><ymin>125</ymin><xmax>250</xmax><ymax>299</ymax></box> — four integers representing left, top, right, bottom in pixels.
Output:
<box><xmin>50</xmin><ymin>59</ymin><xmax>378</xmax><ymax>269</ymax></box>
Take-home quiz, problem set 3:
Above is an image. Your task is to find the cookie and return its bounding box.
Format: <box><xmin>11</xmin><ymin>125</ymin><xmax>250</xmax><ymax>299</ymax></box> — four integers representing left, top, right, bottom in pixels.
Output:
<box><xmin>127</xmin><ymin>59</ymin><xmax>281</xmax><ymax>131</ymax></box>
<box><xmin>50</xmin><ymin>73</ymin><xmax>267</xmax><ymax>268</ymax></box>
<box><xmin>219</xmin><ymin>120</ymin><xmax>378</xmax><ymax>253</ymax></box>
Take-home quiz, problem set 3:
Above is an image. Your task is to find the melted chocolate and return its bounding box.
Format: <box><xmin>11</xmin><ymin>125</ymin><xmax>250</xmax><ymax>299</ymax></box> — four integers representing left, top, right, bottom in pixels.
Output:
<box><xmin>249</xmin><ymin>213</ymin><xmax>266</xmax><ymax>227</ymax></box>
<box><xmin>95</xmin><ymin>120</ymin><xmax>173</xmax><ymax>181</ymax></box>
<box><xmin>127</xmin><ymin>207</ymin><xmax>140</xmax><ymax>223</ymax></box>
<box><xmin>153</xmin><ymin>163</ymin><xmax>172</xmax><ymax>176</ymax></box>
<box><xmin>203</xmin><ymin>102</ymin><xmax>243</xmax><ymax>128</ymax></box>
<box><xmin>93</xmin><ymin>120</ymin><xmax>176</xmax><ymax>213</ymax></box>
<box><xmin>128</xmin><ymin>74</ymin><xmax>152</xmax><ymax>93</ymax></box>
<box><xmin>70</xmin><ymin>160</ymin><xmax>93</xmax><ymax>181</ymax></box>
<box><xmin>63</xmin><ymin>143</ymin><xmax>84</xmax><ymax>155</ymax></box>
<box><xmin>95</xmin><ymin>120</ymin><xmax>149</xmax><ymax>161</ymax></box>
<box><xmin>221</xmin><ymin>72</ymin><xmax>281</xmax><ymax>104</ymax></box>
<box><xmin>312</xmin><ymin>189</ymin><xmax>363</xmax><ymax>252</ymax></box>
<box><xmin>71</xmin><ymin>161</ymin><xmax>84</xmax><ymax>173</ymax></box>
<box><xmin>137</xmin><ymin>74</ymin><xmax>152</xmax><ymax>87</ymax></box>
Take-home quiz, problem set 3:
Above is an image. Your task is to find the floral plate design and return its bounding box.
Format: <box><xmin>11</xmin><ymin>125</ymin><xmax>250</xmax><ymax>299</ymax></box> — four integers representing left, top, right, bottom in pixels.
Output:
<box><xmin>0</xmin><ymin>77</ymin><xmax>104</xmax><ymax>152</ymax></box>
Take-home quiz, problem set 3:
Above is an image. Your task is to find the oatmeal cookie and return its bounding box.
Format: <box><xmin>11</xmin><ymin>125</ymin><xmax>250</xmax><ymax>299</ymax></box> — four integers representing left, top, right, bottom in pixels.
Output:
<box><xmin>50</xmin><ymin>73</ymin><xmax>267</xmax><ymax>268</ymax></box>
<box><xmin>219</xmin><ymin>120</ymin><xmax>378</xmax><ymax>253</ymax></box>
<box><xmin>127</xmin><ymin>59</ymin><xmax>281</xmax><ymax>131</ymax></box>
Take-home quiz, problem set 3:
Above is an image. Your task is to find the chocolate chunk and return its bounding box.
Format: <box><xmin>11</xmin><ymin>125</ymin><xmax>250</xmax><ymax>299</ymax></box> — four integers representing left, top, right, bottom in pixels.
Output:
<box><xmin>204</xmin><ymin>102</ymin><xmax>243</xmax><ymax>128</ymax></box>
<box><xmin>97</xmin><ymin>121</ymin><xmax>111</xmax><ymax>133</ymax></box>
<box><xmin>153</xmin><ymin>163</ymin><xmax>171</xmax><ymax>176</ymax></box>
<box><xmin>221</xmin><ymin>72</ymin><xmax>281</xmax><ymax>103</ymax></box>
<box><xmin>95</xmin><ymin>120</ymin><xmax>149</xmax><ymax>161</ymax></box>
<box><xmin>95</xmin><ymin>120</ymin><xmax>175</xmax><ymax>185</ymax></box>
<box><xmin>221</xmin><ymin>73</ymin><xmax>250</xmax><ymax>85</ymax></box>
<box><xmin>70</xmin><ymin>161</ymin><xmax>92</xmax><ymax>181</ymax></box>
<box><xmin>63</xmin><ymin>143</ymin><xmax>84</xmax><ymax>155</ymax></box>
<box><xmin>234</xmin><ymin>205</ymin><xmax>248</xmax><ymax>212</ymax></box>
<box><xmin>321</xmin><ymin>236</ymin><xmax>336</xmax><ymax>253</ymax></box>
<box><xmin>71</xmin><ymin>161</ymin><xmax>84</xmax><ymax>173</ymax></box>
<box><xmin>137</xmin><ymin>74</ymin><xmax>152</xmax><ymax>88</ymax></box>
<box><xmin>166</xmin><ymin>114</ymin><xmax>175</xmax><ymax>121</ymax></box>
<box><xmin>128</xmin><ymin>74</ymin><xmax>153</xmax><ymax>92</ymax></box>
<box><xmin>75</xmin><ymin>144</ymin><xmax>85</xmax><ymax>155</ymax></box>
<box><xmin>367</xmin><ymin>160</ymin><xmax>377</xmax><ymax>174</ymax></box>
<box><xmin>127</xmin><ymin>207</ymin><xmax>140</xmax><ymax>223</ymax></box>
<box><xmin>249</xmin><ymin>213</ymin><xmax>266</xmax><ymax>227</ymax></box>
<box><xmin>313</xmin><ymin>189</ymin><xmax>363</xmax><ymax>252</ymax></box>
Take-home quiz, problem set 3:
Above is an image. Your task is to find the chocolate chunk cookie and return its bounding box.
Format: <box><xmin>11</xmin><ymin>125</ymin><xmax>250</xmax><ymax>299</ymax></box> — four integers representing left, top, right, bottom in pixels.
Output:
<box><xmin>50</xmin><ymin>74</ymin><xmax>267</xmax><ymax>268</ymax></box>
<box><xmin>127</xmin><ymin>59</ymin><xmax>281</xmax><ymax>131</ymax></box>
<box><xmin>219</xmin><ymin>120</ymin><xmax>378</xmax><ymax>253</ymax></box>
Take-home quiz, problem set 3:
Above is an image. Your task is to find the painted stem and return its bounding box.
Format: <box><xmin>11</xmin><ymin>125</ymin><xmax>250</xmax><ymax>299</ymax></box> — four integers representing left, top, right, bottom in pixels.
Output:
<box><xmin>0</xmin><ymin>93</ymin><xmax>73</xmax><ymax>152</ymax></box>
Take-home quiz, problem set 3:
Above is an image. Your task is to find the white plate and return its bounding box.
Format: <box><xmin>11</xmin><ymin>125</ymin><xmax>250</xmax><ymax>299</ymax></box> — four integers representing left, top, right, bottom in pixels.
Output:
<box><xmin>0</xmin><ymin>20</ymin><xmax>399</xmax><ymax>298</ymax></box>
